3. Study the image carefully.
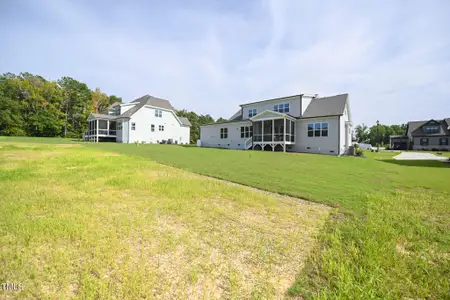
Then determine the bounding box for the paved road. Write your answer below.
[393,152,449,161]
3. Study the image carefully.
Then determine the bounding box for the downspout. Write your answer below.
[338,115,341,155]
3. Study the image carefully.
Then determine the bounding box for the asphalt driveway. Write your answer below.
[393,152,449,161]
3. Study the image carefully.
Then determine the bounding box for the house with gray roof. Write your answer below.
[84,94,191,144]
[390,118,450,150]
[199,93,352,155]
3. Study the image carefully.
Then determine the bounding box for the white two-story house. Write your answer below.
[84,95,191,144]
[199,93,352,155]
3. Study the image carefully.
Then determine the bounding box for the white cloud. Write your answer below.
[1,0,449,124]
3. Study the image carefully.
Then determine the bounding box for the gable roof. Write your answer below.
[250,110,296,121]
[88,113,117,120]
[301,94,349,118]
[445,118,450,129]
[119,94,175,118]
[178,117,191,126]
[239,94,305,107]
[408,119,450,136]
[229,109,243,121]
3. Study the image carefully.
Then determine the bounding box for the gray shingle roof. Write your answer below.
[229,109,243,121]
[408,119,450,136]
[445,118,450,129]
[119,94,175,118]
[90,113,117,120]
[301,94,349,118]
[201,119,250,127]
[178,117,191,126]
[131,94,175,110]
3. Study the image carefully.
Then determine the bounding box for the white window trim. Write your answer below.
[220,128,228,139]
[240,126,253,138]
[307,122,328,137]
[273,103,290,113]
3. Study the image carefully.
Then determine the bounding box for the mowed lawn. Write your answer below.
[1,137,450,299]
[0,141,330,299]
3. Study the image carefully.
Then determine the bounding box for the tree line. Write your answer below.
[0,72,223,143]
[354,123,407,146]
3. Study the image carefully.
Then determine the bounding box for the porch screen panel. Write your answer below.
[253,122,262,142]
[99,120,108,129]
[263,120,272,142]
[274,119,283,141]
[99,120,108,135]
[291,121,295,142]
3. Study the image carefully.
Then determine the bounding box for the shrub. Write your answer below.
[355,148,364,157]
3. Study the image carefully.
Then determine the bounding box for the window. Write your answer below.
[117,121,122,130]
[248,108,257,118]
[308,122,329,137]
[308,123,314,137]
[274,103,290,113]
[159,125,164,131]
[131,122,136,130]
[440,138,448,146]
[220,128,228,139]
[420,138,429,146]
[314,123,321,137]
[151,124,155,132]
[321,122,328,137]
[155,109,162,118]
[240,126,253,138]
[423,125,439,133]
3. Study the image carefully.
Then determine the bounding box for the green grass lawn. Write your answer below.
[1,138,449,299]
[0,141,329,299]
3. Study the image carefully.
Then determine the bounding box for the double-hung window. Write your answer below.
[131,122,136,130]
[440,138,448,146]
[274,103,289,113]
[220,128,228,139]
[151,124,155,132]
[240,126,253,138]
[248,109,257,118]
[423,126,439,133]
[420,138,429,146]
[155,110,162,118]
[159,125,164,131]
[307,122,328,137]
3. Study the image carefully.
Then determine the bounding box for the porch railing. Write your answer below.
[245,137,253,149]
[84,129,117,136]
[252,134,294,142]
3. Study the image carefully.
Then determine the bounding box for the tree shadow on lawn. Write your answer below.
[380,159,450,168]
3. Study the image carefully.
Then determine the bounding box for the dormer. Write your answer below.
[239,94,318,120]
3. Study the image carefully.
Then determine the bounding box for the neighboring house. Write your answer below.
[390,118,450,150]
[84,95,191,144]
[199,93,353,155]
[358,143,373,150]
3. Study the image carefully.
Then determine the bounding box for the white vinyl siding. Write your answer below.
[242,95,302,120]
[126,106,190,144]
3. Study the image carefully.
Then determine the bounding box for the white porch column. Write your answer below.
[96,119,99,143]
[261,120,264,143]
[107,120,110,136]
[283,118,286,152]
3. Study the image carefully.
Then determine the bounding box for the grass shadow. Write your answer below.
[380,159,450,168]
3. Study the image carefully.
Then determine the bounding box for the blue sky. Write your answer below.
[1,0,449,126]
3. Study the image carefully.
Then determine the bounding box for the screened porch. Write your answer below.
[252,118,295,143]
[84,118,117,142]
